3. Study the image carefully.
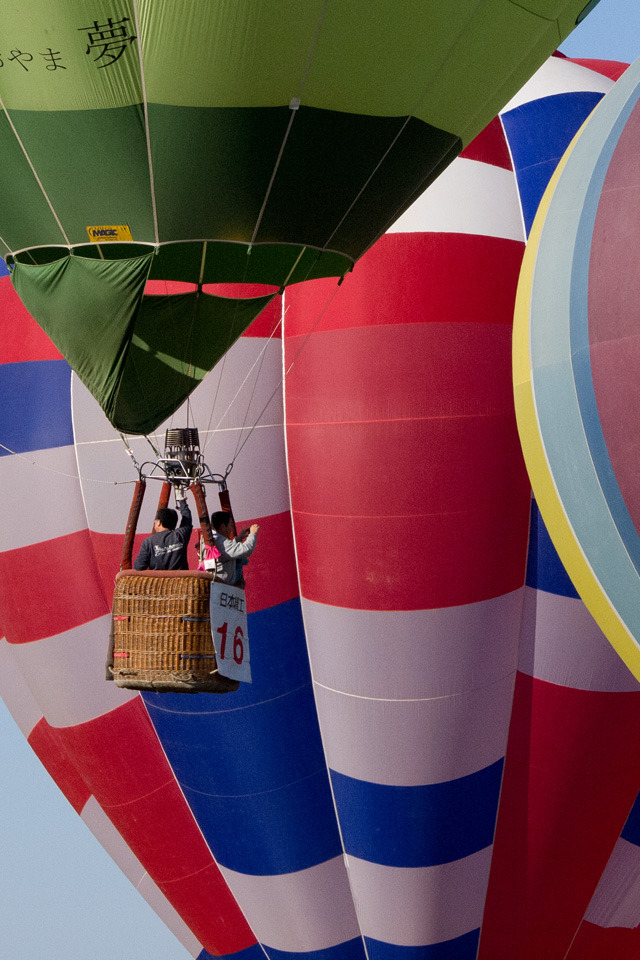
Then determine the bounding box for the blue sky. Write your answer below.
[559,0,639,60]
[1,2,639,958]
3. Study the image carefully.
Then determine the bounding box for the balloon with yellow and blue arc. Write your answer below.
[514,55,640,684]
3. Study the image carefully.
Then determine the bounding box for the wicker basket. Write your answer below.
[108,570,239,694]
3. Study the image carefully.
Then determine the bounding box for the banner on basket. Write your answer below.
[210,581,252,683]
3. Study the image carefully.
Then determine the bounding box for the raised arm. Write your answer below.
[219,525,259,560]
[175,494,193,541]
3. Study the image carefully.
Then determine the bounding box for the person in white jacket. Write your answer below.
[209,511,259,586]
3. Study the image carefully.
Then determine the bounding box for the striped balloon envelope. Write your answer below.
[1,50,639,960]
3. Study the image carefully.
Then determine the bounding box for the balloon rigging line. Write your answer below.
[0,232,13,260]
[562,924,582,960]
[214,231,343,465]
[0,94,70,249]
[207,308,284,445]
[198,242,208,286]
[280,246,308,288]
[231,314,278,463]
[201,240,258,455]
[217,239,345,470]
[248,0,328,249]
[164,275,187,440]
[321,0,485,258]
[132,0,160,246]
[231,277,343,468]
[365,137,460,256]
[144,434,161,458]
[249,109,298,250]
[0,440,136,483]
[164,276,204,422]
[321,113,414,254]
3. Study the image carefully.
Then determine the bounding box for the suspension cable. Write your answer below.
[0,440,138,484]
[229,275,344,469]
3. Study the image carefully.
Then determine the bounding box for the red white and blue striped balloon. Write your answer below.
[1,51,639,960]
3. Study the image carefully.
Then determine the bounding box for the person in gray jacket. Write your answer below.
[209,510,259,585]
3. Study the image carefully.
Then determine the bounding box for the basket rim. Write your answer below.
[116,569,213,581]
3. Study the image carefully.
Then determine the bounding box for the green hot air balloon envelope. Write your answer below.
[1,0,594,433]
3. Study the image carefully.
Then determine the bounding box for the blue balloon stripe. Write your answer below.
[525,499,579,598]
[330,761,503,868]
[0,360,73,456]
[144,599,343,876]
[200,946,266,960]
[502,91,604,235]
[365,930,480,960]
[183,765,341,875]
[621,791,640,847]
[264,937,367,960]
[147,682,328,797]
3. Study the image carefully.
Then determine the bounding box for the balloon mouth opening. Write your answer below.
[6,243,282,299]
[6,238,350,290]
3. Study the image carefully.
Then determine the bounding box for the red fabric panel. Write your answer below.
[203,282,279,299]
[90,530,147,600]
[287,413,527,517]
[28,717,91,814]
[52,698,255,954]
[0,530,109,644]
[53,698,180,807]
[0,276,62,363]
[479,673,640,960]
[240,293,283,338]
[284,323,520,484]
[145,279,278,299]
[90,510,298,614]
[145,280,197,295]
[233,510,299,613]
[588,97,640,538]
[460,115,512,170]
[293,499,529,610]
[284,234,524,337]
[567,921,640,960]
[567,58,629,81]
[589,339,640,536]
[589,96,640,346]
[285,322,529,609]
[156,861,254,955]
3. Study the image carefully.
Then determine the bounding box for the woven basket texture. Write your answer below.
[112,572,229,690]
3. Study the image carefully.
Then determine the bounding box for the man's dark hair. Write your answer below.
[210,510,231,531]
[156,508,178,530]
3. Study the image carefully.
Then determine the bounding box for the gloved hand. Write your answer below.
[174,480,189,500]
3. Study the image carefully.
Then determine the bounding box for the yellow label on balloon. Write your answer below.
[86,225,133,243]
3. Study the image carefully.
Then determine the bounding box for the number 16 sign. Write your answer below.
[210,581,252,683]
